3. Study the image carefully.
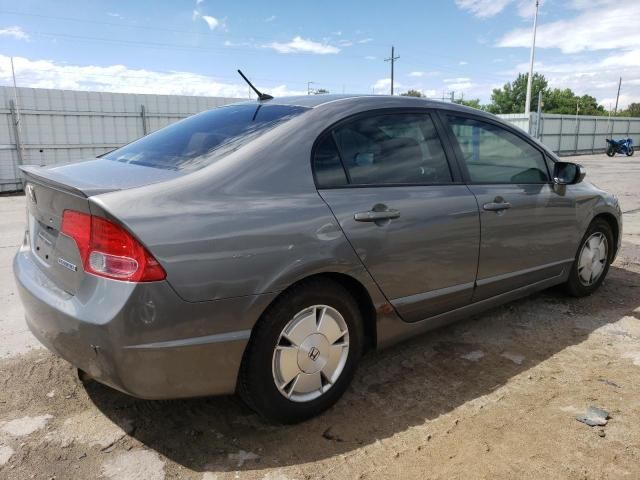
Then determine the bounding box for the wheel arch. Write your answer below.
[593,212,620,260]
[250,272,378,353]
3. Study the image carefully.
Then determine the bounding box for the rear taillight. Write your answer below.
[61,210,166,282]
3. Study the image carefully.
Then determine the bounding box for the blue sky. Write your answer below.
[0,0,638,108]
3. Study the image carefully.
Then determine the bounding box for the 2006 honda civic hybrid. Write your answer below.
[14,95,622,423]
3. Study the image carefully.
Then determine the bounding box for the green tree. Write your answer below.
[621,103,640,117]
[400,89,423,98]
[486,72,548,114]
[543,89,606,115]
[487,72,607,116]
[313,88,330,95]
[455,98,482,110]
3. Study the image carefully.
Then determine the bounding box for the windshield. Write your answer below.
[104,104,308,171]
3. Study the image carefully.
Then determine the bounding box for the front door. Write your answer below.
[312,111,480,322]
[444,114,579,301]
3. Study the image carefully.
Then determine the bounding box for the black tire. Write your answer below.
[606,146,615,157]
[626,146,634,157]
[238,278,363,424]
[565,218,614,297]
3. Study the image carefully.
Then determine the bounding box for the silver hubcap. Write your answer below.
[272,305,349,403]
[578,232,608,286]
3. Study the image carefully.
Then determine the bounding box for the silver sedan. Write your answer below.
[14,95,622,423]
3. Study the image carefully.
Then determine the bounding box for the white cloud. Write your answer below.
[264,15,276,22]
[443,77,471,83]
[357,38,373,44]
[444,77,474,91]
[454,0,512,18]
[456,0,543,18]
[493,0,640,108]
[0,26,29,41]
[408,71,440,79]
[223,40,253,47]
[372,78,404,94]
[107,12,122,18]
[364,55,376,60]
[201,15,220,30]
[459,61,468,65]
[265,36,340,54]
[497,0,640,53]
[0,55,307,98]
[196,0,205,4]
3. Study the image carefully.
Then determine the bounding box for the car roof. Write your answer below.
[257,94,497,119]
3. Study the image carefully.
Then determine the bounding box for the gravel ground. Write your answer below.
[1,153,639,480]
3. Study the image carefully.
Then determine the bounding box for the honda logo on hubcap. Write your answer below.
[308,346,320,361]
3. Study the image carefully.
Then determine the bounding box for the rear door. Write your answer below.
[314,110,480,322]
[442,113,579,301]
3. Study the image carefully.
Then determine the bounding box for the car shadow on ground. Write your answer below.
[86,264,640,473]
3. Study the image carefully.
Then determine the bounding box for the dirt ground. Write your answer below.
[1,153,640,480]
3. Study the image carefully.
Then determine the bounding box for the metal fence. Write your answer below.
[498,113,640,156]
[0,86,241,192]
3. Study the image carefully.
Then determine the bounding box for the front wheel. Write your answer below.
[238,279,363,424]
[565,219,613,297]
[606,146,615,157]
[626,146,634,156]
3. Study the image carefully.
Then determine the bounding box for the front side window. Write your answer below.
[314,113,451,186]
[105,104,308,171]
[447,116,549,184]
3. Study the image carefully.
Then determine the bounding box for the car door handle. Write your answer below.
[483,201,511,211]
[354,209,401,222]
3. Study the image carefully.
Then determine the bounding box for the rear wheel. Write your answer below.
[606,146,616,157]
[565,219,613,297]
[238,279,363,424]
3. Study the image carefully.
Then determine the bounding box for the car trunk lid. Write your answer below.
[20,161,181,295]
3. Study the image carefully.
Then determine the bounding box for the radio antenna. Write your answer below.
[237,70,273,101]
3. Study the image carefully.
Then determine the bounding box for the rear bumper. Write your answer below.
[14,247,276,399]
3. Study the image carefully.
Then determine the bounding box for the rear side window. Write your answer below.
[104,104,308,171]
[447,116,549,184]
[329,113,451,186]
[313,135,348,187]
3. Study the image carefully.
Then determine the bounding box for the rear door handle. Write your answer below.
[483,201,511,211]
[354,209,401,222]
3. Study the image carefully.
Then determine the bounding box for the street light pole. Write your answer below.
[524,0,539,116]
[307,81,315,95]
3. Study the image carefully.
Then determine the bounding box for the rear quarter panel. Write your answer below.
[90,108,376,302]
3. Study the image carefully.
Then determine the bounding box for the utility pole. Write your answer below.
[610,77,622,139]
[384,46,400,95]
[613,76,622,116]
[307,81,315,95]
[10,56,25,169]
[450,91,455,103]
[535,90,543,138]
[524,0,540,116]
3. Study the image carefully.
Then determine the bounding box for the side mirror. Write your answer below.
[553,162,585,185]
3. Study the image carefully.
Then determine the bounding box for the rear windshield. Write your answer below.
[104,104,308,171]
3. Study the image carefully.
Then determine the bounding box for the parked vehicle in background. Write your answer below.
[606,137,634,157]
[14,95,622,423]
